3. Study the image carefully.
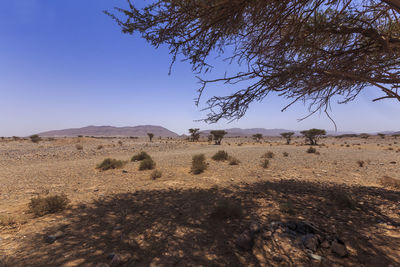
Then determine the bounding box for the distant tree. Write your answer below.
[378,133,386,139]
[210,130,227,145]
[252,134,263,143]
[30,134,41,143]
[188,128,200,142]
[207,135,213,142]
[280,132,295,145]
[108,1,400,124]
[359,133,370,139]
[300,129,326,145]
[147,133,154,142]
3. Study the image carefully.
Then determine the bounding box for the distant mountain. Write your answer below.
[37,125,179,137]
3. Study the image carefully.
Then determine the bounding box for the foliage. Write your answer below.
[301,128,326,145]
[107,1,400,123]
[189,128,200,142]
[228,156,240,165]
[97,158,126,171]
[191,154,207,174]
[280,132,295,144]
[150,169,162,179]
[252,133,263,142]
[212,150,229,161]
[210,130,227,145]
[139,158,156,170]
[261,159,270,168]
[30,134,41,143]
[261,151,274,159]
[306,147,317,153]
[131,151,151,161]
[147,133,154,142]
[29,194,69,217]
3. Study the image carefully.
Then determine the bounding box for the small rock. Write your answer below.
[321,240,330,248]
[249,221,262,234]
[390,161,396,164]
[309,253,322,261]
[122,170,128,173]
[331,240,348,257]
[109,253,121,267]
[303,234,319,252]
[44,231,64,244]
[236,230,254,251]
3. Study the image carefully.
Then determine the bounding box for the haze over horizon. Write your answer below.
[1,0,400,137]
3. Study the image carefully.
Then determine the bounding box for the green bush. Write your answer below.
[97,158,126,171]
[29,194,69,217]
[139,158,156,170]
[212,150,229,161]
[131,151,151,161]
[191,154,207,174]
[151,169,162,179]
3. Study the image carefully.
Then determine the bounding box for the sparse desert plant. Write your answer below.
[29,194,69,217]
[210,130,227,145]
[280,132,295,144]
[306,147,317,153]
[97,145,104,150]
[228,156,240,165]
[212,150,229,161]
[378,133,385,139]
[147,133,154,142]
[139,158,156,170]
[131,151,151,161]
[279,199,295,214]
[357,160,365,167]
[262,151,274,159]
[118,140,123,145]
[29,134,41,143]
[0,215,17,227]
[188,128,200,142]
[207,135,213,142]
[150,169,162,179]
[75,144,83,150]
[283,152,289,157]
[261,159,269,168]
[331,190,356,210]
[210,199,243,220]
[252,133,263,142]
[379,176,400,189]
[191,154,207,174]
[300,128,326,145]
[97,158,126,171]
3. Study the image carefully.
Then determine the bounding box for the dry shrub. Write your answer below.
[357,160,365,167]
[29,194,69,217]
[97,158,126,171]
[210,199,243,220]
[306,147,317,153]
[261,159,269,168]
[191,154,207,174]
[331,190,356,210]
[212,150,229,161]
[139,158,156,170]
[283,152,289,157]
[262,151,274,159]
[97,145,104,150]
[150,169,162,179]
[0,215,16,227]
[379,176,400,189]
[75,144,83,150]
[228,156,240,165]
[131,151,151,161]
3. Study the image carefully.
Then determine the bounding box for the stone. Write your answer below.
[44,231,64,244]
[302,234,319,252]
[321,240,331,248]
[249,221,262,234]
[109,253,121,267]
[331,240,348,257]
[236,230,254,251]
[309,253,323,261]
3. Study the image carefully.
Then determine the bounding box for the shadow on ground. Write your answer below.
[2,180,400,266]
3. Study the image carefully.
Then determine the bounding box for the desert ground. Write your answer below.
[0,136,399,266]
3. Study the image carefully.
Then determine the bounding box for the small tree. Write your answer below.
[30,134,41,143]
[147,133,154,142]
[280,132,295,145]
[378,133,385,139]
[252,133,263,143]
[210,130,227,145]
[207,135,213,143]
[188,128,200,142]
[300,129,326,145]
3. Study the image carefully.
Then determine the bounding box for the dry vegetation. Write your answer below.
[0,135,399,266]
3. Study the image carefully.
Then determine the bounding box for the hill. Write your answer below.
[37,125,179,137]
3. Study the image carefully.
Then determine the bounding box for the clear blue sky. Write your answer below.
[1,0,399,136]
